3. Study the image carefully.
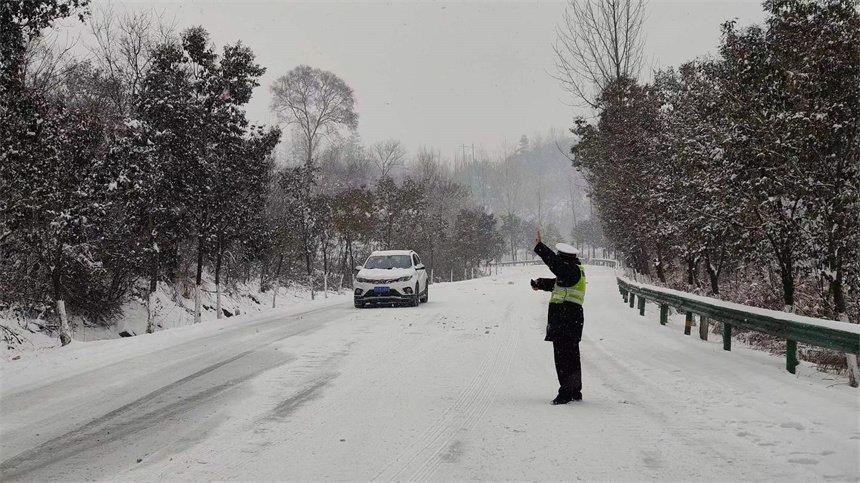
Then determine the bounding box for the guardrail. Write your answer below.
[617,276,860,375]
[584,258,617,268]
[489,258,618,269]
[489,259,544,267]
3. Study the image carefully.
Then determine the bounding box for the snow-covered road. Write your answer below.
[1,266,858,482]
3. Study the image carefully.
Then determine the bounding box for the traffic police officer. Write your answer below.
[530,230,586,404]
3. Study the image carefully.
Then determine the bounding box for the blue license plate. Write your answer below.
[374,287,390,293]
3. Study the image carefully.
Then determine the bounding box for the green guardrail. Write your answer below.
[490,258,617,269]
[584,258,617,268]
[490,260,543,267]
[617,276,860,375]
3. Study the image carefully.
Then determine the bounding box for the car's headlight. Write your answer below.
[356,277,372,283]
[395,275,412,282]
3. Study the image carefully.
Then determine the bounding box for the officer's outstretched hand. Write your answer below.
[535,230,541,246]
[530,279,538,291]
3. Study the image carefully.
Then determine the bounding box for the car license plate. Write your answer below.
[374,287,390,293]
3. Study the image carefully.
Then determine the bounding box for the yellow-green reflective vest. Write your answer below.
[550,265,586,305]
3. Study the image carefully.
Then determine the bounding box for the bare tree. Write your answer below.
[270,65,358,167]
[414,146,442,185]
[370,139,406,179]
[87,3,174,116]
[553,0,648,108]
[342,138,374,189]
[21,33,78,97]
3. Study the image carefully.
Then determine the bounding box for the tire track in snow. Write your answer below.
[0,344,293,481]
[580,330,789,481]
[372,303,519,482]
[0,304,351,482]
[185,311,452,482]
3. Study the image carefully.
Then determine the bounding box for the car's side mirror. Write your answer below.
[415,264,425,270]
[355,265,363,271]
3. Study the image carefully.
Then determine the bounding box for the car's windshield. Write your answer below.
[364,255,412,269]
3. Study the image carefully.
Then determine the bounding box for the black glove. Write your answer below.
[530,279,537,288]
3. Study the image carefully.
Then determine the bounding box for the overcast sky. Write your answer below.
[86,0,766,161]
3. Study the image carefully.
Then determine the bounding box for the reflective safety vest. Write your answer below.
[550,265,586,305]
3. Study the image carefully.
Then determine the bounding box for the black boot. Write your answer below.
[551,395,572,405]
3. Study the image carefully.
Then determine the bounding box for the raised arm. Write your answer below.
[534,241,568,278]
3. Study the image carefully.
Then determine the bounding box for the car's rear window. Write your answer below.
[364,255,412,269]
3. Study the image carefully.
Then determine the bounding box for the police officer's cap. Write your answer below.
[555,243,579,257]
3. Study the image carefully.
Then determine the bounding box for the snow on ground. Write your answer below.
[1,265,857,482]
[1,272,347,358]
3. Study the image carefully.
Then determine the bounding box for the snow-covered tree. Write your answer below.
[1,0,93,345]
[136,27,270,323]
[270,65,358,167]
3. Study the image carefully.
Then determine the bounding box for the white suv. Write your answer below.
[354,250,429,308]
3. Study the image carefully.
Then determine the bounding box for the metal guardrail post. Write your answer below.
[699,316,709,341]
[617,276,860,377]
[787,340,798,374]
[639,296,646,316]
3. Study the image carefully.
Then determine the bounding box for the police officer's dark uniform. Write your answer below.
[531,238,586,405]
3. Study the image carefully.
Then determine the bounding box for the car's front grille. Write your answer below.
[362,278,400,284]
[363,289,403,298]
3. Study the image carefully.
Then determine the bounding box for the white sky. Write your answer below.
[86,0,766,160]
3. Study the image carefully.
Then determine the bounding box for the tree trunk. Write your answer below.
[685,257,697,288]
[430,243,435,280]
[832,268,846,324]
[347,234,356,288]
[260,258,267,292]
[146,290,157,334]
[51,249,72,345]
[56,299,71,346]
[653,245,666,283]
[323,248,329,298]
[306,249,314,300]
[779,257,795,313]
[386,219,393,250]
[704,252,721,296]
[633,247,650,276]
[272,253,283,308]
[147,246,158,334]
[215,242,223,319]
[195,234,205,324]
